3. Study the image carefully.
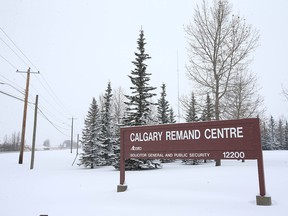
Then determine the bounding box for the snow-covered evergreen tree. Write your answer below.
[157,83,170,124]
[121,28,160,170]
[261,121,271,150]
[201,93,214,121]
[101,81,113,138]
[124,28,157,126]
[78,98,101,168]
[276,119,285,150]
[157,84,174,163]
[268,116,277,150]
[168,107,176,123]
[284,121,288,150]
[97,81,117,166]
[184,92,200,165]
[185,92,199,122]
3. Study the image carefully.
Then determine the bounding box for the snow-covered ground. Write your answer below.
[0,150,287,216]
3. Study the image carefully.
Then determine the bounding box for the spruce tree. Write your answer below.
[101,81,113,138]
[184,92,200,165]
[168,107,176,123]
[124,28,157,126]
[185,92,199,122]
[261,121,271,150]
[276,119,284,150]
[97,81,117,166]
[78,98,101,168]
[157,83,170,124]
[201,93,214,121]
[284,121,288,150]
[122,28,160,170]
[157,84,174,163]
[268,116,277,150]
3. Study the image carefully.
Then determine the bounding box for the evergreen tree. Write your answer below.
[101,81,113,138]
[124,28,157,126]
[157,83,170,124]
[201,93,214,121]
[184,92,200,165]
[168,107,176,123]
[268,116,277,150]
[284,121,288,150]
[157,84,174,163]
[185,92,199,122]
[121,28,160,170]
[276,119,285,150]
[97,81,117,166]
[261,121,271,150]
[78,98,101,168]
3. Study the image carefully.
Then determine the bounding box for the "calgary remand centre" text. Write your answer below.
[129,127,244,142]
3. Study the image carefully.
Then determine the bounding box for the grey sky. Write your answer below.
[0,0,287,148]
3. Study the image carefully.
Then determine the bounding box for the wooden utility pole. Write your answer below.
[30,95,39,170]
[17,68,39,164]
[69,117,78,153]
[69,117,77,153]
[72,134,79,166]
[70,117,74,153]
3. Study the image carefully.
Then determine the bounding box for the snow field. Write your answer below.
[0,150,287,216]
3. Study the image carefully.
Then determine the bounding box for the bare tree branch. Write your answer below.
[282,85,288,102]
[185,0,260,120]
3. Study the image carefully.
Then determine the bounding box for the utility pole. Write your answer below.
[17,67,39,164]
[69,117,77,153]
[71,117,74,153]
[72,134,79,166]
[30,95,39,170]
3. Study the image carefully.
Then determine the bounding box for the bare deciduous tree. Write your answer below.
[185,0,260,120]
[112,86,126,125]
[185,0,259,166]
[282,85,288,102]
[222,70,264,119]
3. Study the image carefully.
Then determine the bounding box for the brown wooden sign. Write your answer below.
[118,118,269,204]
[122,118,262,160]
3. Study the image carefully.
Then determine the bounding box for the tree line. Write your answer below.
[78,0,287,169]
[78,23,286,171]
[0,132,21,152]
[261,116,288,150]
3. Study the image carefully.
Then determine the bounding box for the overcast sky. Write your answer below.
[1,0,288,149]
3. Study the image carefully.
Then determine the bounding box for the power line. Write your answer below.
[26,76,72,127]
[0,53,18,70]
[0,28,72,117]
[0,27,73,136]
[0,79,72,151]
[27,102,70,132]
[0,27,38,71]
[37,103,70,129]
[0,90,33,104]
[38,107,70,137]
[0,35,30,68]
[39,73,73,117]
[0,81,25,95]
[0,90,23,102]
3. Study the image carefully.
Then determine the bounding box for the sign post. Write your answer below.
[117,118,271,205]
